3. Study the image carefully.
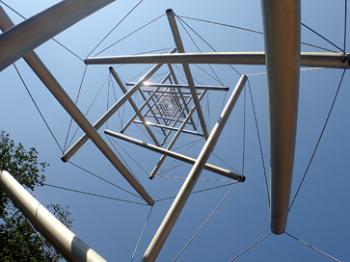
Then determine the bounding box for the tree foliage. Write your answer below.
[0,131,72,261]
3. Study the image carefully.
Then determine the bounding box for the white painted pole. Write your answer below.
[0,0,116,71]
[0,170,107,262]
[143,75,247,261]
[262,0,300,234]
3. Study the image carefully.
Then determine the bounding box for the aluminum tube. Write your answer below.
[133,120,204,137]
[0,5,154,206]
[143,75,247,261]
[166,9,209,138]
[85,51,350,68]
[104,130,245,181]
[109,67,160,146]
[61,63,164,162]
[126,82,229,91]
[0,0,115,71]
[0,171,107,262]
[148,92,206,179]
[262,0,300,234]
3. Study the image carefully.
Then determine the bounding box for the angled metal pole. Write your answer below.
[61,62,165,162]
[0,5,154,206]
[166,9,209,138]
[0,170,107,262]
[109,67,161,146]
[143,75,247,261]
[104,130,245,181]
[0,0,115,71]
[133,120,204,137]
[85,51,350,68]
[262,0,300,234]
[149,92,206,179]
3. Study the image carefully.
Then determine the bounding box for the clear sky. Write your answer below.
[0,0,349,261]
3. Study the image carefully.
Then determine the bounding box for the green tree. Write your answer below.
[0,131,72,261]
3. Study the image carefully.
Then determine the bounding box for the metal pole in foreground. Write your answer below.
[166,9,209,138]
[143,75,247,262]
[0,170,107,262]
[104,130,245,181]
[109,67,161,146]
[0,0,115,71]
[0,7,154,206]
[262,0,300,234]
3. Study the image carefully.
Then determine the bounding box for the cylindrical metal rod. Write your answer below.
[126,82,229,91]
[166,9,209,138]
[61,62,165,162]
[0,170,107,262]
[262,0,300,234]
[143,75,247,261]
[104,130,245,181]
[109,67,161,146]
[0,0,115,71]
[0,5,154,206]
[149,92,206,179]
[85,51,350,68]
[133,120,204,137]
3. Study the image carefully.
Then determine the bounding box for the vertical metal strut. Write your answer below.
[261,0,301,234]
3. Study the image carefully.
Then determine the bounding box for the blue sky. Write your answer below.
[0,0,349,261]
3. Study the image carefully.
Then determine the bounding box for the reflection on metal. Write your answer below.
[0,171,107,262]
